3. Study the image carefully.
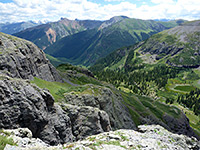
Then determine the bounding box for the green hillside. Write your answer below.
[44,18,182,66]
[139,20,200,67]
[90,20,200,135]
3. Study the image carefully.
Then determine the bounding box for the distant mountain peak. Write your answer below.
[0,21,42,34]
[98,16,128,30]
[60,17,71,21]
[110,15,129,20]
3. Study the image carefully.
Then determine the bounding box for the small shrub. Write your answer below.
[0,134,16,150]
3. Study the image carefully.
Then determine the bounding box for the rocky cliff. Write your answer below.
[0,32,62,82]
[61,86,136,141]
[0,33,134,146]
[0,75,73,145]
[63,87,136,131]
[0,33,73,145]
[62,104,112,141]
[62,86,197,140]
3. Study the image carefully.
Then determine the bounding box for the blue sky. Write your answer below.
[0,0,199,23]
[88,0,154,7]
[0,0,13,3]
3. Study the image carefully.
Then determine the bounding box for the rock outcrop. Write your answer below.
[0,33,122,146]
[0,75,73,145]
[163,113,196,138]
[64,86,136,130]
[63,85,199,140]
[4,125,200,150]
[0,32,62,82]
[62,104,112,140]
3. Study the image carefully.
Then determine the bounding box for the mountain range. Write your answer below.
[45,18,185,66]
[14,17,103,50]
[13,16,185,66]
[91,20,200,70]
[0,21,42,34]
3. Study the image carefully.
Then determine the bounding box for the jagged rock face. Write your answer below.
[0,32,62,82]
[163,113,196,138]
[62,104,112,140]
[0,75,73,145]
[140,110,198,140]
[64,87,136,131]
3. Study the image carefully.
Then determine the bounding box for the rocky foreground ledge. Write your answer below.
[4,125,200,150]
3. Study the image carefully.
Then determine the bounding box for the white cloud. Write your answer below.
[104,0,123,2]
[151,0,175,4]
[0,0,199,23]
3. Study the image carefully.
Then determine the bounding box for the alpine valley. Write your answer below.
[90,20,200,138]
[0,16,199,150]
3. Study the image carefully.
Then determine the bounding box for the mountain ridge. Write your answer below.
[91,20,200,70]
[44,18,184,66]
[13,17,104,50]
[0,21,41,34]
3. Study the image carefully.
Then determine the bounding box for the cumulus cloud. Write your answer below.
[0,0,199,23]
[104,0,123,2]
[148,0,200,20]
[151,0,175,4]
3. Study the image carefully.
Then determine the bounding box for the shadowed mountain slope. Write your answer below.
[45,18,183,66]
